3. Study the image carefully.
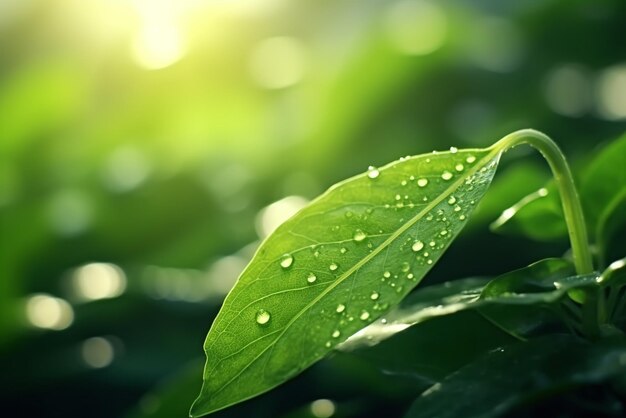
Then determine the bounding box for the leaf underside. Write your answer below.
[190,147,502,416]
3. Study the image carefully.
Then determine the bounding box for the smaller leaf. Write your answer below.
[340,259,594,350]
[404,335,626,418]
[490,183,567,241]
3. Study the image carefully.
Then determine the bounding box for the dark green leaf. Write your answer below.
[404,335,626,418]
[339,259,590,350]
[191,147,504,416]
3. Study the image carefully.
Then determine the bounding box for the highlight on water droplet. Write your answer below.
[383,271,391,278]
[360,311,371,321]
[307,273,317,284]
[345,211,353,218]
[367,166,380,179]
[448,196,456,205]
[332,330,341,338]
[417,178,429,187]
[412,240,424,252]
[440,230,448,236]
[256,309,271,325]
[370,291,380,300]
[336,303,346,313]
[455,163,464,172]
[353,229,367,242]
[329,263,338,271]
[449,146,458,153]
[340,247,347,254]
[459,214,466,220]
[466,155,476,163]
[401,262,410,272]
[280,254,294,269]
[441,171,453,180]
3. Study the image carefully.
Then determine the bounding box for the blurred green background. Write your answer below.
[1,0,626,417]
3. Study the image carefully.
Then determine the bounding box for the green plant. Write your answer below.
[190,129,626,418]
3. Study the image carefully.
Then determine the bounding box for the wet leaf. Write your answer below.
[339,259,592,350]
[404,335,626,418]
[191,146,504,416]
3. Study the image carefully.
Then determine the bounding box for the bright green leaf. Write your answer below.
[190,146,504,416]
[404,335,626,418]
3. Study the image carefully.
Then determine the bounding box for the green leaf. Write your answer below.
[489,183,567,241]
[191,146,504,416]
[338,259,590,351]
[340,310,519,384]
[581,133,626,236]
[404,335,626,418]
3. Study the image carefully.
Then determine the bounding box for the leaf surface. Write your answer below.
[339,259,594,350]
[404,335,626,418]
[190,146,503,416]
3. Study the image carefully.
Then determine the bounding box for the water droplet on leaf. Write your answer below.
[367,166,380,179]
[280,254,294,269]
[256,309,271,325]
[412,240,424,252]
[353,229,367,242]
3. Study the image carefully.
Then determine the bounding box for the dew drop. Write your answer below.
[466,155,476,164]
[360,311,371,321]
[427,259,433,265]
[336,304,346,313]
[256,309,271,325]
[401,262,410,272]
[367,166,380,179]
[450,146,458,153]
[307,273,317,284]
[407,273,414,279]
[395,194,401,201]
[401,180,407,186]
[383,271,391,278]
[332,330,341,338]
[441,171,453,181]
[280,254,294,269]
[459,214,466,220]
[412,240,424,252]
[329,263,338,271]
[454,205,462,212]
[370,291,380,300]
[340,247,347,254]
[448,196,456,205]
[345,211,353,218]
[440,230,448,236]
[381,318,388,324]
[325,341,331,348]
[353,229,367,242]
[429,241,436,247]
[455,163,464,172]
[417,178,428,187]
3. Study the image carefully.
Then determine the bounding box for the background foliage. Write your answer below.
[1,0,625,417]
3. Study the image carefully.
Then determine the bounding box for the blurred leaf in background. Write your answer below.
[1,0,626,417]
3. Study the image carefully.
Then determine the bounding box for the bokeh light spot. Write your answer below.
[81,336,115,368]
[544,64,592,117]
[596,64,626,120]
[250,37,307,89]
[310,399,336,418]
[25,294,74,330]
[256,196,309,238]
[385,0,447,56]
[73,262,127,301]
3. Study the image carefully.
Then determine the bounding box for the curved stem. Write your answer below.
[492,129,594,275]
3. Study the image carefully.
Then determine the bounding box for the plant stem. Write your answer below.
[492,129,594,275]
[492,129,599,338]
